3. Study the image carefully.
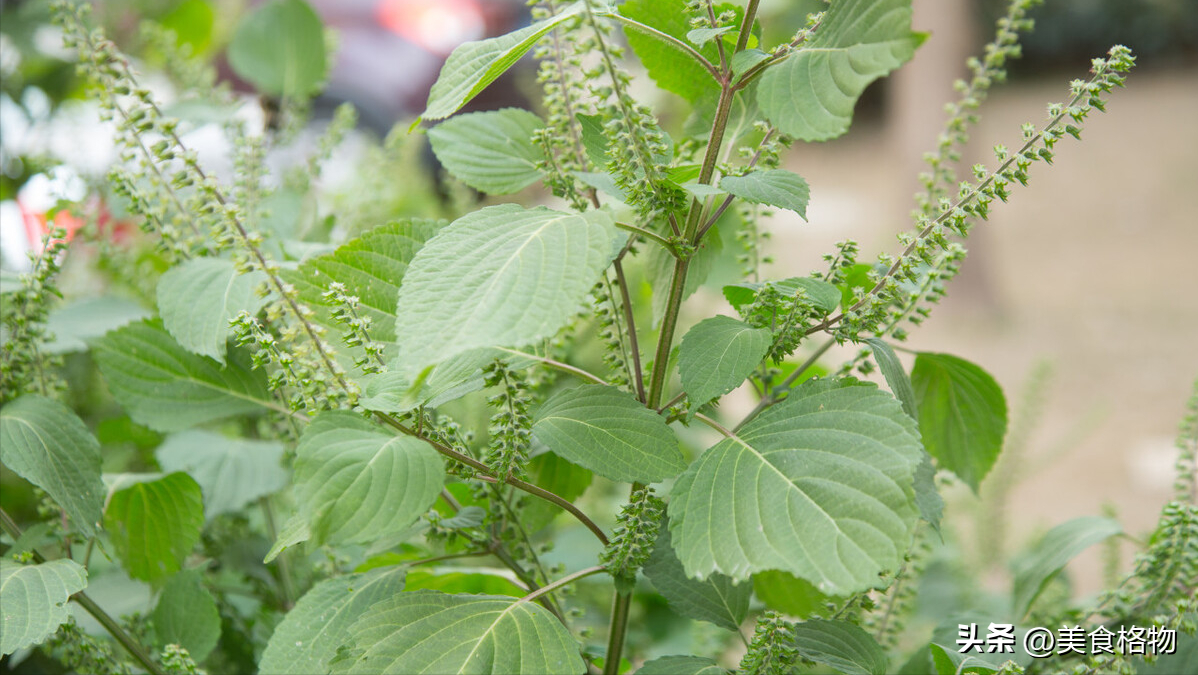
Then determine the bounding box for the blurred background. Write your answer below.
[1,0,1195,659]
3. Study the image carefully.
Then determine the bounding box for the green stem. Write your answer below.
[603,588,634,675]
[520,565,605,606]
[0,509,166,675]
[614,221,676,254]
[600,13,721,82]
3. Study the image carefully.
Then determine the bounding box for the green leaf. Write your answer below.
[719,169,811,219]
[911,352,1008,492]
[0,559,87,657]
[394,205,618,374]
[152,570,220,661]
[0,395,104,537]
[928,643,1004,675]
[532,384,685,484]
[687,27,734,46]
[334,590,585,675]
[618,0,721,102]
[912,452,943,534]
[752,569,838,618]
[91,320,278,432]
[155,430,288,520]
[419,6,583,123]
[428,109,547,194]
[228,0,327,98]
[644,527,749,631]
[730,49,769,77]
[357,347,533,415]
[294,411,443,546]
[43,296,149,354]
[724,277,841,315]
[1011,516,1122,619]
[157,258,266,365]
[757,0,922,141]
[259,567,406,675]
[104,472,205,582]
[575,113,609,169]
[282,219,443,348]
[264,512,309,564]
[403,570,525,598]
[521,452,593,532]
[637,656,726,675]
[668,378,923,592]
[864,338,917,419]
[792,619,889,675]
[649,223,723,326]
[678,316,771,409]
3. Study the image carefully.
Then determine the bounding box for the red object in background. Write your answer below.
[375,0,486,55]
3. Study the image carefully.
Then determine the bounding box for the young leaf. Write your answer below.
[531,384,685,484]
[157,258,266,364]
[263,512,309,564]
[643,527,749,631]
[636,656,726,675]
[1011,516,1122,619]
[792,619,889,675]
[104,472,205,582]
[0,559,87,657]
[718,169,811,220]
[618,0,721,102]
[394,205,618,374]
[294,411,443,546]
[227,0,327,98]
[0,395,104,537]
[91,320,278,432]
[419,6,583,123]
[282,218,443,346]
[155,430,288,520]
[724,277,841,315]
[258,567,406,675]
[678,315,772,409]
[334,590,586,675]
[757,0,923,141]
[911,352,1008,492]
[668,378,923,593]
[428,108,547,194]
[152,570,220,661]
[864,338,917,419]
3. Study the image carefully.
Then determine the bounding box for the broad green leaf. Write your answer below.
[428,109,546,194]
[43,296,149,354]
[264,512,309,564]
[335,590,585,675]
[678,315,772,409]
[0,395,104,537]
[156,430,288,520]
[752,569,838,618]
[1138,632,1198,675]
[669,378,923,592]
[643,527,748,631]
[228,0,327,98]
[724,277,841,315]
[258,567,406,675]
[283,219,443,346]
[91,320,278,432]
[911,352,1008,492]
[152,570,220,661]
[730,49,769,77]
[928,643,1003,675]
[864,338,917,419]
[1011,516,1122,619]
[420,6,583,122]
[404,570,525,597]
[719,169,810,219]
[757,0,922,141]
[793,619,889,675]
[0,559,87,657]
[618,0,721,102]
[522,451,593,532]
[637,656,726,675]
[104,472,204,582]
[394,205,618,373]
[294,411,443,546]
[575,113,609,169]
[157,258,266,364]
[532,384,684,483]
